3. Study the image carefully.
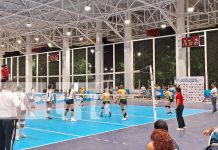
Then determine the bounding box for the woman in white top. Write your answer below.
[15,86,28,140]
[46,84,53,119]
[63,84,77,122]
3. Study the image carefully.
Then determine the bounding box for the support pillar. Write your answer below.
[95,21,103,92]
[0,49,3,87]
[124,13,134,91]
[25,35,32,92]
[176,0,187,77]
[62,28,71,91]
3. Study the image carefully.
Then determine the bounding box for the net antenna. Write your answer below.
[142,65,157,121]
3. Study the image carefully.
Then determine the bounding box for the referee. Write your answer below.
[0,82,21,150]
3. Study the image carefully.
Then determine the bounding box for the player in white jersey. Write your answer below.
[63,84,77,122]
[46,84,53,120]
[14,86,28,140]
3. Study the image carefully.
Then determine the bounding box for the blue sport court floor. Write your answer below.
[14,102,208,150]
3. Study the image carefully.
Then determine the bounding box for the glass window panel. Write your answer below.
[32,55,37,76]
[38,77,47,92]
[38,54,47,76]
[115,74,124,87]
[74,76,86,89]
[74,49,86,74]
[18,78,25,91]
[49,77,59,91]
[115,43,124,72]
[207,30,218,83]
[12,57,17,77]
[88,47,95,74]
[104,45,113,73]
[155,36,176,86]
[88,75,95,91]
[133,40,153,87]
[19,56,25,76]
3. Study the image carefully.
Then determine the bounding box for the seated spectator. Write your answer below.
[154,120,179,150]
[204,127,218,150]
[147,129,174,150]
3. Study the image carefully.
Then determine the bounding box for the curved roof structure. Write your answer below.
[0,0,217,52]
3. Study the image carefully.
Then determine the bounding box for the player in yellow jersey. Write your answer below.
[79,87,85,108]
[165,87,173,114]
[116,85,128,121]
[100,88,112,117]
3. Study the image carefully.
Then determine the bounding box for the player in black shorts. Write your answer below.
[63,84,77,122]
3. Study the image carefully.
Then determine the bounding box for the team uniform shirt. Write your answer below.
[176,92,184,106]
[0,90,20,118]
[79,88,85,94]
[102,92,110,102]
[15,92,26,111]
[165,90,172,100]
[211,87,217,98]
[118,89,127,99]
[46,90,53,102]
[68,88,76,99]
[1,67,9,78]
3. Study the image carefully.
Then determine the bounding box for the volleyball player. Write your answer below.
[100,88,112,117]
[115,85,128,121]
[46,84,53,120]
[63,84,77,122]
[15,86,28,140]
[165,87,173,114]
[79,87,85,108]
[28,87,36,117]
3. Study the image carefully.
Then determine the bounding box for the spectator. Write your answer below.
[154,120,179,150]
[0,81,21,150]
[1,64,10,82]
[210,83,217,112]
[175,87,186,131]
[147,129,174,150]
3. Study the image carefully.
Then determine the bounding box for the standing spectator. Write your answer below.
[141,85,146,97]
[1,64,10,82]
[211,83,217,112]
[175,87,186,131]
[0,82,20,150]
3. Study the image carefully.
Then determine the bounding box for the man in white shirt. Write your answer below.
[211,83,217,112]
[0,82,21,150]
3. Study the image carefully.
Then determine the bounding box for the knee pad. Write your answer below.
[47,108,51,111]
[66,109,69,112]
[122,109,125,111]
[101,107,104,109]
[71,109,74,112]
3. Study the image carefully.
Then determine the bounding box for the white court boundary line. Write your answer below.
[22,109,210,150]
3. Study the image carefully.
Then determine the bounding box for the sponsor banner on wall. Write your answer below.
[174,76,204,101]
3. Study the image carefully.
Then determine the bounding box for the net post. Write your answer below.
[149,65,157,121]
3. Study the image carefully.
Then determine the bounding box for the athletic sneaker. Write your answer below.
[109,112,112,117]
[30,113,35,117]
[47,117,52,120]
[15,136,19,141]
[62,116,67,121]
[71,118,77,122]
[122,117,127,121]
[20,134,27,138]
[176,128,184,131]
[100,113,103,117]
[183,126,187,129]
